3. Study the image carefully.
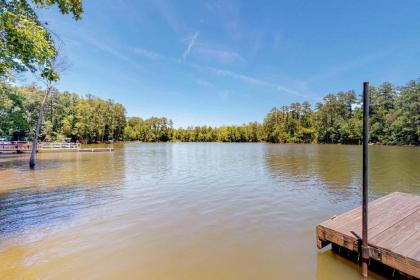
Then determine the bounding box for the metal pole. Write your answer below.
[362,81,369,278]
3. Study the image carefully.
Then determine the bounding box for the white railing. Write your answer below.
[39,142,81,150]
[0,142,32,152]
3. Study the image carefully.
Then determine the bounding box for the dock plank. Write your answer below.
[371,209,420,250]
[320,192,400,230]
[316,192,420,279]
[394,228,420,259]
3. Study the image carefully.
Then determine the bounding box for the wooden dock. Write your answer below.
[316,192,420,278]
[0,141,32,153]
[0,142,114,154]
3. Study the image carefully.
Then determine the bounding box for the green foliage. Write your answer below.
[0,82,28,139]
[0,79,418,145]
[0,0,83,79]
[32,0,83,19]
[263,102,316,143]
[124,117,173,142]
[386,80,420,145]
[315,91,356,143]
[0,82,125,142]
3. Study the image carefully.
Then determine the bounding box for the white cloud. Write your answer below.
[124,43,312,100]
[80,32,143,70]
[195,46,245,64]
[196,79,231,100]
[133,47,162,60]
[183,31,199,61]
[308,49,395,82]
[154,0,184,33]
[196,79,216,88]
[218,89,230,100]
[198,65,313,99]
[210,68,263,85]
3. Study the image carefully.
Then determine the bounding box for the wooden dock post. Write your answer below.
[362,81,370,278]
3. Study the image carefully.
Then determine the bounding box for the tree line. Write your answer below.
[1,79,418,145]
[0,83,125,143]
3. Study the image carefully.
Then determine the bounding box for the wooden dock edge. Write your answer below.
[316,224,358,251]
[316,223,420,279]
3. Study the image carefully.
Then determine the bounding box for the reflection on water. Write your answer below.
[0,143,418,279]
[0,185,118,236]
[0,147,125,191]
[265,144,420,202]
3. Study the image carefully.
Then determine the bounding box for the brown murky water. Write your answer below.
[0,143,419,279]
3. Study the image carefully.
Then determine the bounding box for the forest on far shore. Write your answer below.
[0,79,419,146]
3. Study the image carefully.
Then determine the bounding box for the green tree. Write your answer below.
[387,80,419,145]
[0,0,83,79]
[0,82,29,139]
[316,91,356,144]
[369,83,397,144]
[0,0,84,168]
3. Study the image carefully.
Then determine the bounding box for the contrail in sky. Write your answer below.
[183,31,199,61]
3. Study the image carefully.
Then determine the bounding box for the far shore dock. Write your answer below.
[316,192,420,279]
[0,142,113,154]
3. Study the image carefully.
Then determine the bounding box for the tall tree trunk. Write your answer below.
[29,85,51,169]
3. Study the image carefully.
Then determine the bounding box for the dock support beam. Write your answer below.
[362,81,370,278]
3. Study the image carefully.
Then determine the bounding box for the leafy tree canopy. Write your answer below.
[0,0,83,80]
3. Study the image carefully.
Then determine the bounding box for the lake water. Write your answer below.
[0,143,419,279]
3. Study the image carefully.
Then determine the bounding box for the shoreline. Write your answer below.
[0,141,418,156]
[120,141,419,147]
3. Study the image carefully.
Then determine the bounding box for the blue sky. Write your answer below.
[35,0,420,127]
